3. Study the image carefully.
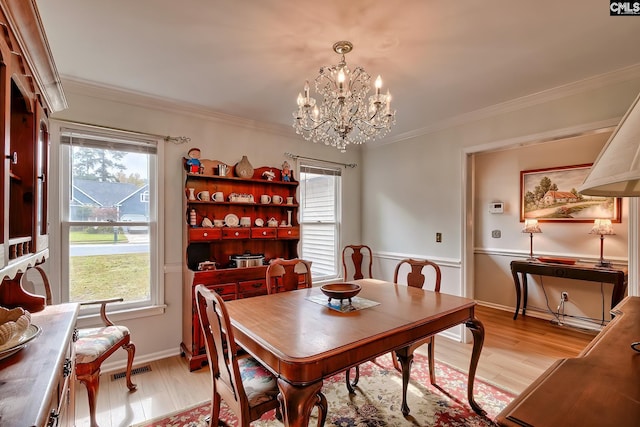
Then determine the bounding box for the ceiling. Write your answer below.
[36,0,640,143]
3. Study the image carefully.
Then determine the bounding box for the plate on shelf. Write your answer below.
[537,257,576,265]
[255,218,264,227]
[0,324,41,356]
[224,213,239,227]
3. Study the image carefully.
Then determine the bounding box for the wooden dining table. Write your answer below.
[224,278,486,427]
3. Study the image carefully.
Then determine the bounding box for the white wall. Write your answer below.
[47,80,363,368]
[362,69,640,329]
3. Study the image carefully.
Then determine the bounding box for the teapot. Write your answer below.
[267,217,278,227]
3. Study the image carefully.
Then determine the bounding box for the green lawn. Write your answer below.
[70,229,128,244]
[70,253,149,302]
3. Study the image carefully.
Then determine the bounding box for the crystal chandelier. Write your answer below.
[292,41,396,153]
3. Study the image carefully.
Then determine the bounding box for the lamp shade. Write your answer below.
[522,219,542,233]
[590,219,615,235]
[579,91,640,196]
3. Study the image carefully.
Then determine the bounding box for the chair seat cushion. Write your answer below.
[238,356,278,406]
[75,325,130,364]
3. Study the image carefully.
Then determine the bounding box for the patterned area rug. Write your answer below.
[138,354,514,426]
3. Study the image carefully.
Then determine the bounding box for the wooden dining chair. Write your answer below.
[341,244,372,393]
[265,258,313,294]
[392,258,442,384]
[195,284,288,426]
[19,266,137,427]
[342,244,373,280]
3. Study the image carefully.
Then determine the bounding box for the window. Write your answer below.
[57,124,162,311]
[299,163,341,281]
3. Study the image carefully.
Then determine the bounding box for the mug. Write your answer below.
[217,164,228,176]
[197,191,210,201]
[286,196,294,205]
[213,219,224,227]
[213,191,224,202]
[260,194,271,204]
[240,216,251,227]
[272,195,283,204]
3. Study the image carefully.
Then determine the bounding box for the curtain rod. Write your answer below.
[285,152,357,168]
[52,118,191,144]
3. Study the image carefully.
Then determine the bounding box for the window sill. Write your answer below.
[76,304,167,328]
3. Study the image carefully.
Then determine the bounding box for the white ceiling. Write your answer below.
[36,0,640,142]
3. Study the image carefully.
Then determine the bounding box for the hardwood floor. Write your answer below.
[73,305,596,426]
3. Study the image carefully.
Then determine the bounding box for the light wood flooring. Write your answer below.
[74,305,596,427]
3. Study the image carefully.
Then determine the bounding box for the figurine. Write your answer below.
[186,147,202,174]
[282,161,291,182]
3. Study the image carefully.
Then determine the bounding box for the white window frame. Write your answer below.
[49,121,165,318]
[298,161,342,282]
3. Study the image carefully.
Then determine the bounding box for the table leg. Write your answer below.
[522,273,528,316]
[511,268,522,319]
[394,346,414,416]
[465,318,486,415]
[277,378,327,427]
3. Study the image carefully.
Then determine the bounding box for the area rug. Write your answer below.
[138,354,514,427]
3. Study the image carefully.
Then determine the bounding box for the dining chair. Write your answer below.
[20,266,137,427]
[195,284,328,426]
[342,244,373,280]
[265,258,312,294]
[341,244,372,393]
[195,284,283,426]
[392,258,442,384]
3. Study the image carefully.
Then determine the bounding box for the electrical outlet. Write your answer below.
[491,230,501,238]
[436,232,442,243]
[561,291,569,302]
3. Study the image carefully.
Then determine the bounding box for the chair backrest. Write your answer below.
[342,245,373,280]
[195,284,248,409]
[265,258,312,294]
[393,258,441,292]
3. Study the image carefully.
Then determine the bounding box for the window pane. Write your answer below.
[68,225,150,302]
[301,223,337,278]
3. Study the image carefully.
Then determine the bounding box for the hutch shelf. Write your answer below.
[181,158,300,370]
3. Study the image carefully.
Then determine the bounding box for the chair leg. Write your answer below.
[427,339,436,385]
[345,365,360,394]
[122,341,138,391]
[77,370,101,427]
[392,350,401,371]
[315,391,328,427]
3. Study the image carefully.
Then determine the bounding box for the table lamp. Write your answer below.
[590,219,615,268]
[522,219,542,260]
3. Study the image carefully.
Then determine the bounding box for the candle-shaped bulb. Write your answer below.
[304,81,310,99]
[313,105,319,119]
[297,92,304,107]
[338,68,345,90]
[385,90,391,113]
[375,75,382,95]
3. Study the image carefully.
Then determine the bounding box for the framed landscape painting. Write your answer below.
[520,163,621,223]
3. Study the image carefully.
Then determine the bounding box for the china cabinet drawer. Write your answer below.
[251,228,277,239]
[206,283,236,299]
[222,227,251,239]
[189,228,222,241]
[277,227,299,239]
[238,279,267,297]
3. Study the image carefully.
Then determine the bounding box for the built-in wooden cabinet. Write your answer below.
[181,158,300,370]
[0,0,65,303]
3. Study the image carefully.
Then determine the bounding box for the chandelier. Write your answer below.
[292,41,396,153]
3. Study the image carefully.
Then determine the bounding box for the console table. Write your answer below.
[497,296,640,426]
[510,260,627,320]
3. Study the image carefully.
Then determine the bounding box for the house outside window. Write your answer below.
[56,123,163,311]
[299,162,341,281]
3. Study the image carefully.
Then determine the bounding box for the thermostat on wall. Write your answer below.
[489,202,504,214]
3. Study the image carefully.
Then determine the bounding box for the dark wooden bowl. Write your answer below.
[320,283,361,303]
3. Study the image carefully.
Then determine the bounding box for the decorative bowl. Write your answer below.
[0,306,31,347]
[320,283,362,304]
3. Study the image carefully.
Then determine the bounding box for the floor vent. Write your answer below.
[111,364,152,381]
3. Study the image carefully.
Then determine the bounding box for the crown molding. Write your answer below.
[376,63,640,147]
[58,77,296,138]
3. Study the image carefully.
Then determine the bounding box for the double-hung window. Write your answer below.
[56,123,163,311]
[299,162,341,281]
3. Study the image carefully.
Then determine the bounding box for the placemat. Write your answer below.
[306,294,380,313]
